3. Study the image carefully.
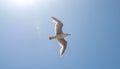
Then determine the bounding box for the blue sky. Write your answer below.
[0,0,120,69]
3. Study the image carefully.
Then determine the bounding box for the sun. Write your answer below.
[11,0,36,6]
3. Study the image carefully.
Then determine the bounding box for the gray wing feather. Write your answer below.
[58,39,67,56]
[51,17,63,34]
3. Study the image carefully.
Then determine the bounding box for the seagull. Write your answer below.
[49,16,70,56]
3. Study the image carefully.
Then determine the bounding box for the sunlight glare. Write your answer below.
[11,0,35,6]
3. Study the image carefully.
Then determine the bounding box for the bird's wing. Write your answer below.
[51,17,63,34]
[57,39,67,56]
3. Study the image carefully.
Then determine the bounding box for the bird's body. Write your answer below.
[49,16,70,56]
[49,34,69,40]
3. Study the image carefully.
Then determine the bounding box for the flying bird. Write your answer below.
[49,16,70,56]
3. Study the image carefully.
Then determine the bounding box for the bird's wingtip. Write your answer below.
[51,16,56,19]
[60,53,63,57]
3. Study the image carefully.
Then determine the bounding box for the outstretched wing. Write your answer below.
[51,17,63,34]
[57,39,67,56]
